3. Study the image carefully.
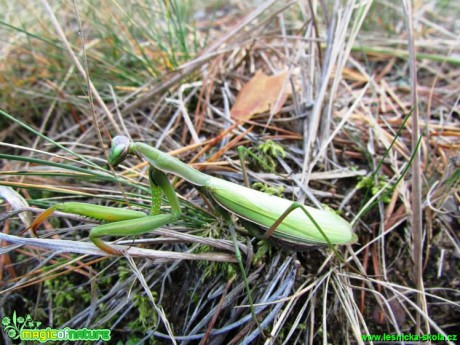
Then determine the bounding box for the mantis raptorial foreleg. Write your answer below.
[30,167,182,255]
[88,168,183,254]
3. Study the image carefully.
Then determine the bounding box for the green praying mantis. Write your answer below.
[30,136,357,256]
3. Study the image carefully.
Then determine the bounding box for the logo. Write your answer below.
[2,311,41,340]
[2,311,111,343]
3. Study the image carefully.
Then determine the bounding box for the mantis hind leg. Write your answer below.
[262,202,352,262]
[215,205,261,329]
[197,184,260,327]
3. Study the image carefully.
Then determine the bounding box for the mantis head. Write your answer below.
[108,135,131,167]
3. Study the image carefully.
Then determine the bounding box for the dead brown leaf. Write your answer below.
[230,70,290,122]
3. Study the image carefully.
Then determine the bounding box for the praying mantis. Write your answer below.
[31,135,357,256]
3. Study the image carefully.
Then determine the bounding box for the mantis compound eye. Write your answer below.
[108,135,131,167]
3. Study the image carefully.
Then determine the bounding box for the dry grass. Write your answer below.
[0,0,459,344]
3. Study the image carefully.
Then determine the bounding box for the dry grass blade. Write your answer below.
[0,232,237,263]
[39,0,122,135]
[402,0,425,335]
